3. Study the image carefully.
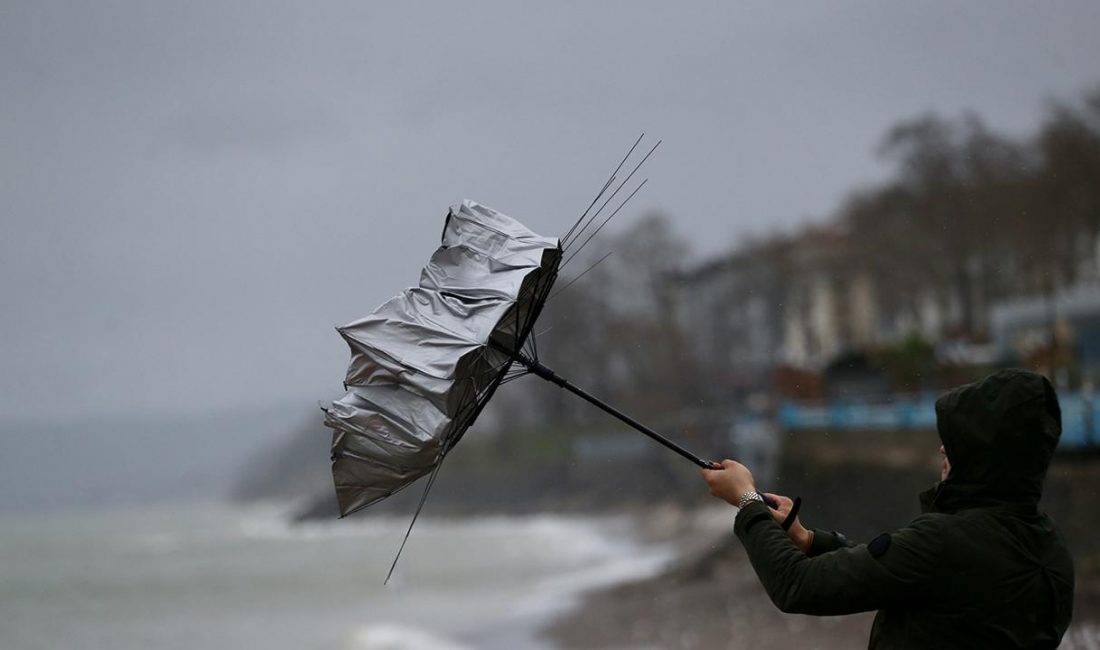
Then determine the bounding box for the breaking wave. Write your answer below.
[345,624,472,650]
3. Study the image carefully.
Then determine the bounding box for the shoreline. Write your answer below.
[463,505,745,650]
[295,507,690,650]
[459,507,701,650]
[540,517,874,650]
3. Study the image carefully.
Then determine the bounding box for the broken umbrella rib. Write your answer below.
[561,132,644,246]
[563,137,660,254]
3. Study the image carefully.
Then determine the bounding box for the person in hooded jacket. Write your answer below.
[702,369,1074,648]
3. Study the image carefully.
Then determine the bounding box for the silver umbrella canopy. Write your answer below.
[322,139,797,581]
[324,200,561,517]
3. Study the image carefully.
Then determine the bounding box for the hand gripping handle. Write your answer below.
[704,461,802,530]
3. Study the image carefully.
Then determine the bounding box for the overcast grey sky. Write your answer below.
[3,1,1100,424]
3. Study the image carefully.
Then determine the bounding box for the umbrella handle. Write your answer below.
[703,477,799,525]
[776,495,802,530]
[703,463,802,528]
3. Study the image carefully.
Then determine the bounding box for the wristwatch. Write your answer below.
[737,490,765,509]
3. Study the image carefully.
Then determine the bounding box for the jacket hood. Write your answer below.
[923,369,1061,513]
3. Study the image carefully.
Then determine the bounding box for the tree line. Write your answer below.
[490,86,1100,434]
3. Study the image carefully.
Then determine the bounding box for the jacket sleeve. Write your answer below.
[733,501,945,615]
[807,528,854,557]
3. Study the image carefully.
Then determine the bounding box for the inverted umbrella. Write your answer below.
[324,199,562,517]
[323,142,798,578]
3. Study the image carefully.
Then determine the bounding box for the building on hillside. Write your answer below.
[668,221,1100,394]
[778,225,879,369]
[991,283,1100,384]
[666,247,785,397]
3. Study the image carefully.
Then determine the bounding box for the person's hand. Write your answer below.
[764,492,814,554]
[701,459,755,506]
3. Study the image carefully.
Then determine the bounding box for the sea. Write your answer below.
[0,503,674,650]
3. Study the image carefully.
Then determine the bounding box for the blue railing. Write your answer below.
[779,393,1098,450]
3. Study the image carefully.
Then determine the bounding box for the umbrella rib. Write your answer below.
[562,175,615,246]
[563,139,660,253]
[443,324,526,453]
[500,371,529,386]
[563,179,648,267]
[511,298,523,359]
[520,267,557,360]
[562,138,644,249]
[523,301,539,358]
[511,280,540,359]
[549,251,613,302]
[561,133,644,244]
[384,457,445,585]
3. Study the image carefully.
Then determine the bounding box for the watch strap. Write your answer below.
[737,490,765,509]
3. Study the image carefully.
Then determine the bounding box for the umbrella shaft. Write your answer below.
[508,351,795,523]
[515,354,716,469]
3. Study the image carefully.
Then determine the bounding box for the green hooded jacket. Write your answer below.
[734,369,1074,648]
